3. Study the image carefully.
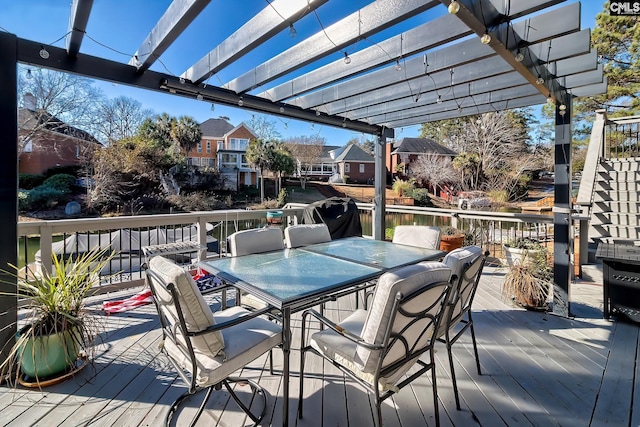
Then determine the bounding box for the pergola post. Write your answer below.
[373,132,388,240]
[0,32,18,361]
[552,98,573,317]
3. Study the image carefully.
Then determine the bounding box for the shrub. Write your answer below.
[392,178,414,195]
[167,193,226,212]
[19,174,46,190]
[276,188,288,207]
[18,190,30,211]
[26,186,67,210]
[42,174,77,193]
[44,165,81,177]
[409,188,433,207]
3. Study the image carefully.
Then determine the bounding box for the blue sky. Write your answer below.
[1,1,605,145]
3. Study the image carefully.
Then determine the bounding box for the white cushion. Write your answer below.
[392,225,441,249]
[284,224,331,248]
[164,306,282,387]
[228,228,284,257]
[148,256,225,358]
[311,263,451,390]
[442,245,483,280]
[440,246,484,333]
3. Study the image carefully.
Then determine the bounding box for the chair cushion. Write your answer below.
[164,306,282,387]
[392,225,441,249]
[284,224,331,248]
[148,256,225,358]
[439,246,484,333]
[228,228,284,257]
[311,263,452,390]
[442,245,483,280]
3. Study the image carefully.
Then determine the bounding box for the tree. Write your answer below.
[410,154,458,196]
[283,135,325,189]
[18,66,103,155]
[246,138,277,202]
[93,96,153,144]
[271,144,295,195]
[171,116,202,155]
[248,114,281,140]
[575,3,640,118]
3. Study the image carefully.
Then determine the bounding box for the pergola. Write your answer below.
[0,0,605,348]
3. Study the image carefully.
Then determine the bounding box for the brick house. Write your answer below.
[190,118,259,190]
[386,137,457,179]
[331,144,375,184]
[18,95,100,175]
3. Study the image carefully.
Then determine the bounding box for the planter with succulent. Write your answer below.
[504,237,546,268]
[439,226,465,253]
[1,249,113,386]
[502,238,551,310]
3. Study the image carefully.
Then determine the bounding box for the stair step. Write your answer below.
[593,200,640,214]
[597,170,640,181]
[591,224,640,240]
[599,159,640,171]
[594,181,640,192]
[592,212,640,226]
[593,190,640,202]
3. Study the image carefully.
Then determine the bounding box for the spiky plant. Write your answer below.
[1,248,113,384]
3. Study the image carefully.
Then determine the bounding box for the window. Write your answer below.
[229,138,249,150]
[76,144,80,158]
[344,163,350,173]
[241,154,249,168]
[206,140,211,153]
[220,153,238,168]
[197,142,202,153]
[207,158,215,167]
[359,164,365,173]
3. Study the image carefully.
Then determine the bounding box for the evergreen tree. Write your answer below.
[575,2,639,118]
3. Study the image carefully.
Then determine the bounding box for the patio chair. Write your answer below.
[392,225,442,250]
[228,227,285,309]
[227,227,284,257]
[284,223,331,248]
[298,262,452,427]
[437,245,489,410]
[145,256,282,427]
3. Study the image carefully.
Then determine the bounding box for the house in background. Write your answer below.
[192,117,258,190]
[18,94,100,176]
[386,137,458,180]
[330,144,375,184]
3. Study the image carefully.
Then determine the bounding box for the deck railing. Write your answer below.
[18,203,554,295]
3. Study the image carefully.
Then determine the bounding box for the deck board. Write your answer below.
[2,267,640,427]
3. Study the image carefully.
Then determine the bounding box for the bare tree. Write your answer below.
[283,135,325,189]
[410,154,459,196]
[18,67,103,154]
[248,114,281,140]
[93,96,153,144]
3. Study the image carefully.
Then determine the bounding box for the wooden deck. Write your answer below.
[2,265,639,427]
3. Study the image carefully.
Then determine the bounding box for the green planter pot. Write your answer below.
[18,327,79,379]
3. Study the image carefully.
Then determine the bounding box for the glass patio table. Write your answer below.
[199,237,444,427]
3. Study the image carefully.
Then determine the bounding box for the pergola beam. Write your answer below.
[65,0,94,58]
[259,13,472,102]
[225,0,440,93]
[439,0,581,104]
[129,0,211,72]
[182,0,328,84]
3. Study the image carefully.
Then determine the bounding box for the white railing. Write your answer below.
[18,208,305,295]
[19,203,555,295]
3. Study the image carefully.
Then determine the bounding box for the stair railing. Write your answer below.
[607,115,640,160]
[575,109,607,267]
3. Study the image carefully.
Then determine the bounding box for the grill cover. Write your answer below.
[303,197,362,239]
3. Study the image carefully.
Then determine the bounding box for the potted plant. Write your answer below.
[1,249,113,386]
[439,226,465,252]
[504,237,546,268]
[501,246,551,310]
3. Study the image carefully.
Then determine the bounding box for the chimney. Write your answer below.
[23,93,37,110]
